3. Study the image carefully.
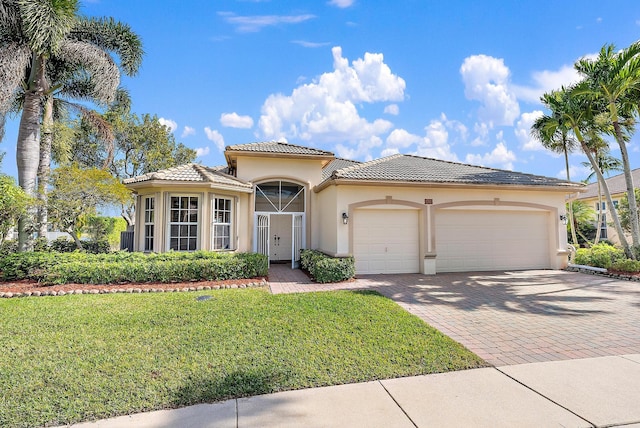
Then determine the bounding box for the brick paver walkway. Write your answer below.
[269,267,640,366]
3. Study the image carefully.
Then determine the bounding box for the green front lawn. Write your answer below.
[0,288,485,427]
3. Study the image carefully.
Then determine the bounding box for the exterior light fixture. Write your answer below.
[342,212,349,225]
[559,214,567,225]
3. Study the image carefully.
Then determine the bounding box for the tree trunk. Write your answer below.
[16,55,45,251]
[563,148,579,246]
[612,121,640,249]
[593,181,602,245]
[581,141,633,258]
[37,95,54,239]
[70,230,83,250]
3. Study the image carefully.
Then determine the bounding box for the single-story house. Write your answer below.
[123,142,583,274]
[576,168,640,244]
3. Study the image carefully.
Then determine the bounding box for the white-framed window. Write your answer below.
[595,201,606,211]
[212,197,233,250]
[144,196,155,252]
[168,195,199,251]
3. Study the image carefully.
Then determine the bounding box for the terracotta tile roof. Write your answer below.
[322,158,361,180]
[578,168,640,199]
[225,141,334,156]
[123,163,252,190]
[328,154,582,188]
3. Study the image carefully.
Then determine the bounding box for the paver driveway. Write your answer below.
[269,266,640,366]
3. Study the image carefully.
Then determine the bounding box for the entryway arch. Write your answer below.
[253,180,306,268]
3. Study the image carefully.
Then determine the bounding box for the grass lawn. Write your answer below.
[0,288,485,427]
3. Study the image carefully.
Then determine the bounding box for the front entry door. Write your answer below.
[269,214,292,262]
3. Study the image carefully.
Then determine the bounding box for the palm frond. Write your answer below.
[17,0,78,56]
[0,41,30,113]
[56,39,120,104]
[69,16,143,76]
[0,0,24,43]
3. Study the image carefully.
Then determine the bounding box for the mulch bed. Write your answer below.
[0,277,268,298]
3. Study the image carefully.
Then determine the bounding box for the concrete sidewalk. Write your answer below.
[68,354,640,428]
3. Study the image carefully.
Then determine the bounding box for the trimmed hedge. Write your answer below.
[0,251,268,284]
[574,243,625,269]
[300,249,355,283]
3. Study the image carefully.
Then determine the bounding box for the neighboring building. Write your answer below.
[576,168,640,245]
[123,142,583,275]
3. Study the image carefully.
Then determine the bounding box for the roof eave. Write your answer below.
[124,180,253,193]
[225,150,335,168]
[314,178,585,193]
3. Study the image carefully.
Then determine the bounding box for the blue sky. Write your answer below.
[2,0,640,181]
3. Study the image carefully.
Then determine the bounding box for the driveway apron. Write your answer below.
[270,268,640,366]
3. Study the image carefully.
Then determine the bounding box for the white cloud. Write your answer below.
[220,112,254,129]
[465,142,517,170]
[195,146,210,157]
[386,128,420,149]
[181,126,196,138]
[460,55,520,127]
[204,127,225,151]
[384,104,399,115]
[470,122,489,147]
[382,114,466,162]
[515,110,545,151]
[561,164,591,181]
[218,12,315,33]
[329,0,355,7]
[258,46,404,143]
[158,117,177,133]
[413,119,460,162]
[513,65,582,103]
[292,40,331,48]
[335,136,382,161]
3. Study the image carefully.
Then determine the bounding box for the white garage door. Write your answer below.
[436,210,550,272]
[353,209,420,274]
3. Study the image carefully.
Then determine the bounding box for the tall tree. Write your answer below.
[580,151,623,245]
[64,111,196,226]
[0,0,143,250]
[545,85,634,258]
[531,95,580,246]
[48,164,129,249]
[574,42,640,249]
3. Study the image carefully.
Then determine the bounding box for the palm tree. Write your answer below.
[581,151,623,244]
[574,42,640,249]
[0,0,143,250]
[531,93,580,246]
[549,85,635,258]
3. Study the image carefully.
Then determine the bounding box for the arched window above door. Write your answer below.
[255,181,305,213]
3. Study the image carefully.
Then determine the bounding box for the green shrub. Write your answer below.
[611,258,640,273]
[0,240,17,256]
[573,243,625,269]
[0,250,268,284]
[300,249,355,283]
[50,237,77,252]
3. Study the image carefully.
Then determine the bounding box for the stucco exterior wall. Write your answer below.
[316,183,570,271]
[235,156,325,185]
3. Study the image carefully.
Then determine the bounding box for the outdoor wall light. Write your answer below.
[342,212,349,225]
[559,214,568,225]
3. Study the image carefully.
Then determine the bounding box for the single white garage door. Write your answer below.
[436,209,550,272]
[353,209,420,274]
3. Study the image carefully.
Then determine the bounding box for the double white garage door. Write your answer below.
[353,208,551,274]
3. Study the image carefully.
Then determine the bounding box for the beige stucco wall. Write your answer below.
[315,183,570,271]
[235,156,325,185]
[577,194,625,245]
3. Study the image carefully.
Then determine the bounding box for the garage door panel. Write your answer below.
[354,209,420,274]
[436,210,550,272]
